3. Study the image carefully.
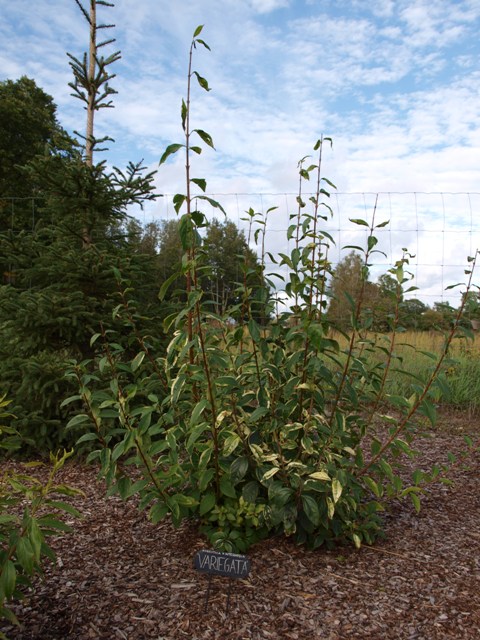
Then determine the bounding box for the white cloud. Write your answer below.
[248,0,291,13]
[2,0,480,303]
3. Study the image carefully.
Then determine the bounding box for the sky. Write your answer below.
[2,0,480,305]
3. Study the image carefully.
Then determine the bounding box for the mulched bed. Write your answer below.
[2,409,479,639]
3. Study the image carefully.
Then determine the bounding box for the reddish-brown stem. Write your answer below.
[358,251,479,476]
[298,139,324,413]
[195,301,221,497]
[327,196,379,428]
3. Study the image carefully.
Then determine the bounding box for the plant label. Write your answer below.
[194,549,250,579]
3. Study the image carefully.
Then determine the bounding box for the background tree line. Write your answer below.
[327,250,478,332]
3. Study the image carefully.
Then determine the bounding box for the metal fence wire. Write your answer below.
[3,192,480,305]
[147,191,480,306]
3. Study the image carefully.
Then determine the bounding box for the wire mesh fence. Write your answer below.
[144,191,480,306]
[2,192,480,306]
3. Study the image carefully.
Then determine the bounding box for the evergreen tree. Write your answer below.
[0,1,159,452]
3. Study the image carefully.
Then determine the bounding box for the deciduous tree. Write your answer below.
[0,77,64,201]
[327,250,379,330]
[155,217,266,318]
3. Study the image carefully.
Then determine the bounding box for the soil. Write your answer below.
[1,408,479,640]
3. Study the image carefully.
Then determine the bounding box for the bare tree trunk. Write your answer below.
[82,0,97,247]
[85,0,96,168]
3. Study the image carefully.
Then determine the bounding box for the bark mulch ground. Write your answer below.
[1,409,479,639]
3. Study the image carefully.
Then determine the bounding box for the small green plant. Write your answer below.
[0,398,82,635]
[66,26,480,553]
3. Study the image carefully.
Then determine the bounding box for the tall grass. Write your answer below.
[333,330,480,415]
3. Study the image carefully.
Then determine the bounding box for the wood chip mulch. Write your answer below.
[2,409,479,639]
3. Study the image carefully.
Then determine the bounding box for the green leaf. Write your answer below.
[463,435,473,448]
[191,177,207,192]
[196,195,227,215]
[230,457,249,484]
[198,468,215,492]
[302,494,320,526]
[199,492,216,516]
[112,440,126,462]
[363,476,382,498]
[159,271,181,301]
[0,603,19,626]
[309,471,330,481]
[76,432,98,445]
[65,414,90,430]
[131,351,145,372]
[195,38,211,51]
[60,394,82,408]
[410,493,421,513]
[349,218,369,226]
[186,423,209,451]
[179,213,193,250]
[370,438,382,457]
[379,459,394,481]
[248,405,269,423]
[190,398,209,427]
[199,444,213,468]
[149,440,169,456]
[181,99,188,131]
[193,71,211,92]
[418,399,437,426]
[352,533,362,549]
[171,373,186,404]
[173,494,198,508]
[16,537,35,574]
[193,24,204,37]
[242,481,259,503]
[173,193,187,214]
[46,501,81,518]
[194,129,215,149]
[90,332,102,347]
[36,516,72,533]
[248,318,261,343]
[150,502,169,524]
[166,430,177,453]
[220,476,237,498]
[261,467,280,483]
[0,560,16,600]
[159,143,184,165]
[326,496,335,519]
[190,210,207,227]
[268,484,293,507]
[332,478,343,504]
[223,433,241,456]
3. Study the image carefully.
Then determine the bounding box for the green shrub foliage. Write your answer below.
[66,26,479,552]
[0,397,82,634]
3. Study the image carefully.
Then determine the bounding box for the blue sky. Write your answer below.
[2,0,480,304]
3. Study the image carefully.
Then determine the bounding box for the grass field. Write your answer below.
[397,331,480,414]
[332,329,480,415]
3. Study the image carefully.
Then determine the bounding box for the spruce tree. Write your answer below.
[0,0,159,452]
